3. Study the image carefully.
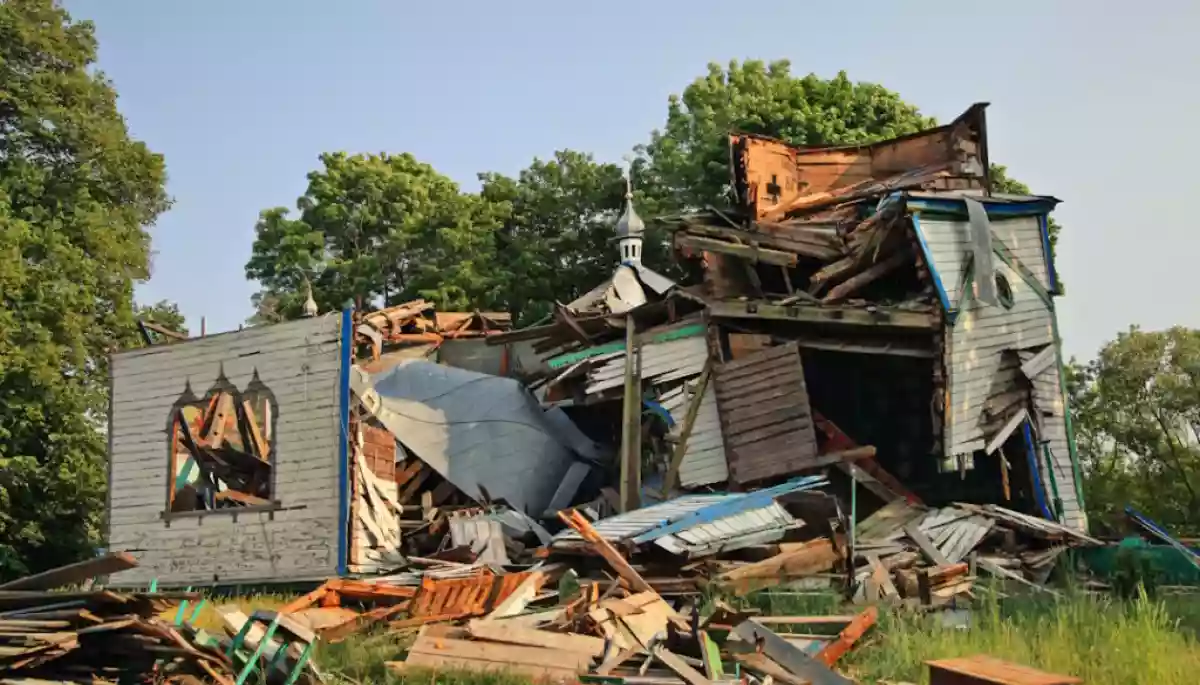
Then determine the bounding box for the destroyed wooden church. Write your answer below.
[103,102,1085,589]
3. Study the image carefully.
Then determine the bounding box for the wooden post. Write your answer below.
[619,314,641,512]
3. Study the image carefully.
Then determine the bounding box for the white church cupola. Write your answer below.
[614,169,645,265]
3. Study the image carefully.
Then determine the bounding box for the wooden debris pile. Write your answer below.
[852,500,1102,606]
[354,299,512,363]
[0,553,323,685]
[169,389,276,513]
[375,504,876,685]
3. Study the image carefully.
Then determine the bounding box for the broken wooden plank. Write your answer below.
[676,234,798,267]
[926,655,1081,685]
[559,509,652,593]
[0,553,138,591]
[814,606,877,667]
[821,250,911,304]
[718,538,838,592]
[402,635,590,680]
[733,619,853,685]
[652,645,712,685]
[466,619,605,658]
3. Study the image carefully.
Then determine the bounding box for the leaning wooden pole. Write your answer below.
[619,314,641,512]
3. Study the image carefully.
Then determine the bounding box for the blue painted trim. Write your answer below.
[336,308,353,577]
[1038,213,1058,293]
[1023,420,1054,520]
[906,197,1059,217]
[631,474,828,544]
[642,399,674,428]
[909,214,952,315]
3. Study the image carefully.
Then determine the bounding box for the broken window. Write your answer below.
[166,371,278,514]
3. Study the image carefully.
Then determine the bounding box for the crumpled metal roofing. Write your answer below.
[552,475,828,556]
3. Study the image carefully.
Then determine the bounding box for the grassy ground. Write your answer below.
[187,587,1200,684]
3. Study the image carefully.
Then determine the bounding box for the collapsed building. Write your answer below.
[102,102,1084,588]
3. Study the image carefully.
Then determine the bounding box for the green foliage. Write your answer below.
[245,152,501,323]
[0,0,169,579]
[479,151,675,326]
[637,60,936,211]
[132,299,188,345]
[1070,326,1200,535]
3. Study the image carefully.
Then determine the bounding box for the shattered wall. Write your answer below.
[106,315,345,586]
[918,210,1083,529]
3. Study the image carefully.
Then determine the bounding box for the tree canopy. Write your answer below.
[0,0,170,578]
[1069,327,1200,535]
[245,152,501,323]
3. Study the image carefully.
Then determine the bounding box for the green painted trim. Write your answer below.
[1051,313,1087,516]
[1042,442,1064,520]
[990,238,1053,309]
[547,323,706,369]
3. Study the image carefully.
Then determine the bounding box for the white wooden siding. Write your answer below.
[106,314,344,586]
[589,334,729,487]
[920,214,1083,530]
[919,215,1051,309]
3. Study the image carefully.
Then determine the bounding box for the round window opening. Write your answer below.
[995,273,1015,309]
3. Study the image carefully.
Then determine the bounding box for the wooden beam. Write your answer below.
[676,234,798,267]
[707,300,937,330]
[558,510,652,594]
[0,553,138,591]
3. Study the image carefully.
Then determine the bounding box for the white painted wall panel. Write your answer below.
[921,214,1083,531]
[105,315,345,586]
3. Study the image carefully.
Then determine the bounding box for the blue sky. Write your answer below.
[65,1,1199,360]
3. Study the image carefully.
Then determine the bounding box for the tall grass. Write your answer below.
[841,587,1200,684]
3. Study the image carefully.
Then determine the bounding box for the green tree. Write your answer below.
[0,0,170,579]
[478,151,672,326]
[1069,327,1200,535]
[245,152,499,322]
[132,300,189,346]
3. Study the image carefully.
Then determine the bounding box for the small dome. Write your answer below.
[614,191,645,239]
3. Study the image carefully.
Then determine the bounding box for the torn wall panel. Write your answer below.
[1020,349,1083,530]
[353,361,576,515]
[732,103,988,221]
[713,342,821,485]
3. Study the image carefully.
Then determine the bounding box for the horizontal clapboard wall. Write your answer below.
[106,314,345,586]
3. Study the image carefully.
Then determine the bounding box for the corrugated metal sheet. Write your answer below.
[552,494,730,545]
[660,377,729,487]
[654,501,798,557]
[552,475,827,551]
[713,342,820,484]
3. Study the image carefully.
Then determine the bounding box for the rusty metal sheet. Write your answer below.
[732,103,989,221]
[713,342,820,484]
